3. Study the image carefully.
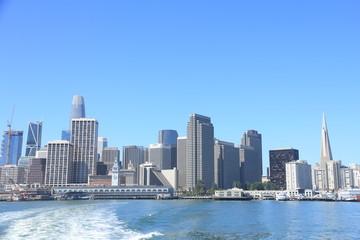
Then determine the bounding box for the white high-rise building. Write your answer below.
[45,140,73,187]
[340,167,354,189]
[71,118,98,183]
[327,160,341,190]
[177,137,187,190]
[286,160,312,190]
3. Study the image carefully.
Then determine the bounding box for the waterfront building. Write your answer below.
[88,175,112,186]
[0,130,23,166]
[0,165,25,184]
[176,137,187,190]
[120,168,137,186]
[327,160,341,190]
[149,143,171,170]
[240,130,262,183]
[186,113,214,190]
[70,118,98,183]
[269,148,299,190]
[102,147,120,174]
[349,164,360,187]
[25,121,42,157]
[70,95,86,119]
[312,163,327,190]
[97,137,108,161]
[27,158,46,185]
[240,145,259,184]
[214,139,240,189]
[139,162,157,186]
[285,160,312,190]
[61,130,70,141]
[112,158,121,186]
[45,141,73,187]
[340,167,354,189]
[214,187,247,198]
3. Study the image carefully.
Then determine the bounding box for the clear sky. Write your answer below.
[0,1,359,173]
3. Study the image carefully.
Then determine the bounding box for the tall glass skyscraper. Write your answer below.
[25,121,42,157]
[70,95,86,119]
[0,130,23,166]
[158,130,178,146]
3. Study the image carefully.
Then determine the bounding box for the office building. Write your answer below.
[214,139,240,189]
[0,130,23,166]
[0,165,25,184]
[269,148,299,190]
[158,129,178,168]
[186,113,214,189]
[285,160,312,190]
[25,121,42,157]
[71,118,98,183]
[45,141,73,187]
[177,137,187,189]
[340,167,354,189]
[122,145,147,184]
[35,147,48,159]
[149,143,171,170]
[70,95,86,119]
[158,130,178,146]
[240,130,262,183]
[120,169,137,186]
[102,147,120,174]
[139,162,157,186]
[327,160,341,190]
[240,146,259,184]
[312,163,327,190]
[27,158,46,185]
[97,137,108,161]
[61,130,70,141]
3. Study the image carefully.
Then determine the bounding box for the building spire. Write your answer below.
[320,113,333,168]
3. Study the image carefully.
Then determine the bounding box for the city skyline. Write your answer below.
[0,1,359,171]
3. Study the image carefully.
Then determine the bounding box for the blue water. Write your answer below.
[0,200,359,239]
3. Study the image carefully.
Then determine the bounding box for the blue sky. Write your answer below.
[0,1,359,172]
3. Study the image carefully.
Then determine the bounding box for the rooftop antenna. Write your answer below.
[5,105,15,165]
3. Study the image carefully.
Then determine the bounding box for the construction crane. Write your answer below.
[5,105,15,165]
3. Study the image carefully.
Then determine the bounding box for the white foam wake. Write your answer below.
[1,202,162,240]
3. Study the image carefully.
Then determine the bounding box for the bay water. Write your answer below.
[0,200,359,239]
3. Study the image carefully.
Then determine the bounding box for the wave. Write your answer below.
[0,202,162,240]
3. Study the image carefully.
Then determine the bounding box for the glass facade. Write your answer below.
[0,130,23,166]
[25,121,42,157]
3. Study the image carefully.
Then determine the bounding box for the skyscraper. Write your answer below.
[0,130,23,166]
[27,158,46,185]
[177,137,187,189]
[61,130,70,141]
[214,139,240,189]
[25,121,42,157]
[158,130,178,169]
[45,140,73,186]
[285,160,312,190]
[122,145,147,184]
[320,114,333,169]
[314,114,340,190]
[97,137,108,161]
[70,95,86,119]
[102,147,120,174]
[149,143,171,170]
[269,148,299,190]
[186,113,214,189]
[240,130,262,183]
[70,118,98,183]
[158,130,178,146]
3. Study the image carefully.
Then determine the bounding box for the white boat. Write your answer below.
[275,193,289,201]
